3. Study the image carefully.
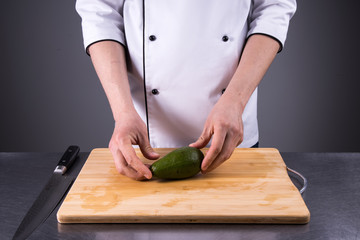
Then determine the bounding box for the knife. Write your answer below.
[12,145,80,240]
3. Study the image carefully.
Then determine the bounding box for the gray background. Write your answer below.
[1,0,359,152]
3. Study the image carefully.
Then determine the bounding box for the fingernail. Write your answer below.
[145,174,152,179]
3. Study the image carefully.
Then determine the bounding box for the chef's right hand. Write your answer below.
[109,111,159,180]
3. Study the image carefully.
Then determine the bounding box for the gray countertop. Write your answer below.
[1,151,360,240]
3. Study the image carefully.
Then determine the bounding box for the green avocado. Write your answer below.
[150,147,204,180]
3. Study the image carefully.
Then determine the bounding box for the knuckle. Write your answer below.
[108,140,115,150]
[236,134,244,144]
[227,123,240,134]
[224,152,232,160]
[217,154,227,162]
[129,174,139,180]
[219,119,231,128]
[143,144,152,152]
[117,137,128,146]
[215,122,225,131]
[229,129,242,142]
[109,136,127,150]
[212,147,221,155]
[115,165,125,175]
[232,125,241,134]
[127,157,135,166]
[135,173,146,181]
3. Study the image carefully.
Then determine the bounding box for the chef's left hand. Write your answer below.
[189,94,243,173]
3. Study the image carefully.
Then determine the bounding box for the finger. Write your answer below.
[110,147,125,175]
[201,128,226,171]
[121,158,148,181]
[203,134,237,173]
[111,148,146,180]
[138,134,160,160]
[189,127,212,148]
[119,141,152,179]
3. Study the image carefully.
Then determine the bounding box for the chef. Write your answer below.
[76,0,296,180]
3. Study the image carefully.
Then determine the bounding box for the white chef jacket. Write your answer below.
[76,0,296,148]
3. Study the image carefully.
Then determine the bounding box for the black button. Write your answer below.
[222,35,229,42]
[222,88,226,94]
[151,89,159,95]
[149,35,156,41]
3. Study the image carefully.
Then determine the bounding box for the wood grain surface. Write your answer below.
[57,148,310,224]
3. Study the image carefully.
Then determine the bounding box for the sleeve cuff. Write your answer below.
[85,39,126,56]
[247,33,283,53]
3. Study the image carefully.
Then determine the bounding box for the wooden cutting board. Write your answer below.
[57,148,310,224]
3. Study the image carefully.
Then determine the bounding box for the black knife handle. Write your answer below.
[54,145,80,174]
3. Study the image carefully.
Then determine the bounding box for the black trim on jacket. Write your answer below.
[142,0,150,140]
[85,39,125,56]
[247,33,283,53]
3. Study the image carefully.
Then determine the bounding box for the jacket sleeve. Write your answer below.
[247,0,297,52]
[75,0,126,54]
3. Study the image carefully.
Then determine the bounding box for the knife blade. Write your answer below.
[12,145,80,240]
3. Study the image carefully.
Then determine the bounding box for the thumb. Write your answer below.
[139,136,160,160]
[189,128,212,149]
